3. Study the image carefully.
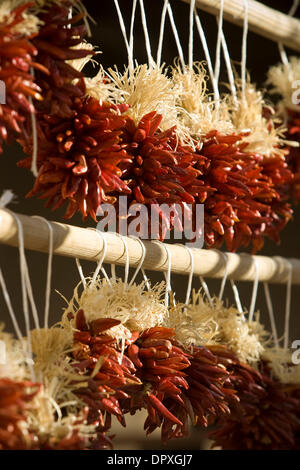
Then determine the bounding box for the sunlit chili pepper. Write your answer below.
[18,98,132,220]
[0,2,42,153]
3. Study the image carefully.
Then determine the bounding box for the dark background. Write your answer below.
[0,0,300,448]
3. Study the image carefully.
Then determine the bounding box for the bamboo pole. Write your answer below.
[0,209,299,284]
[179,0,300,52]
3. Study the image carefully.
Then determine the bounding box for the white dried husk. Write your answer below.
[171,63,235,143]
[262,347,300,385]
[27,326,96,444]
[168,291,268,364]
[229,82,287,158]
[266,57,300,112]
[106,64,179,131]
[0,324,28,381]
[62,277,168,346]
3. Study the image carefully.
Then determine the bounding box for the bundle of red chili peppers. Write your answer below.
[63,309,300,450]
[0,0,296,253]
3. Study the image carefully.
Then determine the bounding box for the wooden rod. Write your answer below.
[179,0,300,52]
[0,210,299,285]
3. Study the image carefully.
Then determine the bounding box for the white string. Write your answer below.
[167,2,185,68]
[159,242,172,307]
[220,31,237,102]
[248,258,259,323]
[194,10,219,100]
[188,0,195,68]
[284,260,293,349]
[185,247,194,305]
[218,251,229,301]
[278,0,299,66]
[139,0,155,67]
[230,279,244,315]
[141,268,151,291]
[157,0,169,68]
[90,230,108,284]
[9,212,35,379]
[263,282,279,348]
[29,67,38,177]
[113,0,132,68]
[241,0,249,98]
[75,258,87,288]
[214,0,224,95]
[199,276,213,308]
[129,0,138,71]
[0,268,24,344]
[128,236,146,287]
[32,217,53,329]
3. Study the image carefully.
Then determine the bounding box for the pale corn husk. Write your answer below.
[0,325,28,381]
[0,0,41,35]
[62,278,168,346]
[266,57,300,112]
[28,327,96,444]
[168,290,268,364]
[172,63,235,142]
[26,386,96,446]
[106,64,178,131]
[67,42,97,74]
[262,347,300,384]
[230,82,287,158]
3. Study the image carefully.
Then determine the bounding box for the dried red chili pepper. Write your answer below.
[195,131,293,253]
[31,0,93,118]
[68,309,140,449]
[0,378,40,450]
[0,2,42,153]
[209,349,300,450]
[18,98,132,220]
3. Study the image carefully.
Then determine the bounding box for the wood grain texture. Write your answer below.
[0,209,299,284]
[180,0,300,52]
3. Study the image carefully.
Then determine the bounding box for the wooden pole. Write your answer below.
[0,209,299,284]
[179,0,300,52]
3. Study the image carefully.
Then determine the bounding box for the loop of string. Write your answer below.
[157,241,172,307]
[248,257,259,323]
[75,257,87,288]
[230,279,244,315]
[6,211,35,379]
[139,0,155,67]
[32,216,53,329]
[220,31,237,103]
[241,0,249,99]
[194,9,219,100]
[199,276,213,308]
[157,0,169,67]
[218,251,229,301]
[284,260,293,349]
[127,236,146,287]
[188,0,196,69]
[278,0,299,67]
[129,0,138,71]
[167,2,185,68]
[113,0,133,70]
[185,247,194,305]
[0,268,24,345]
[214,0,224,98]
[263,282,279,348]
[89,229,108,284]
